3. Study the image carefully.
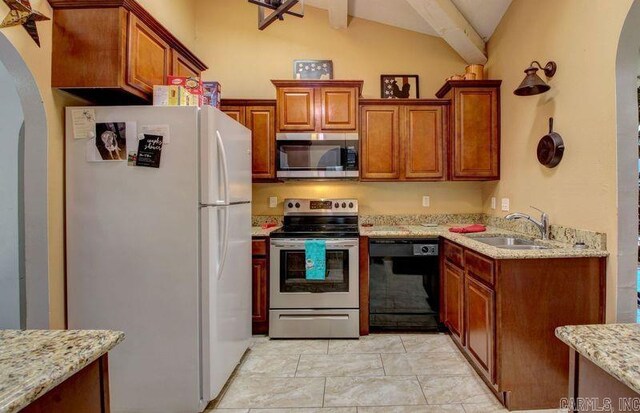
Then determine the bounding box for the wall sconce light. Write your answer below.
[513,61,557,96]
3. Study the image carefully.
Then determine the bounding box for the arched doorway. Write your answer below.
[0,33,49,329]
[616,0,640,323]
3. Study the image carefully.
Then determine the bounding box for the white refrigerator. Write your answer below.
[65,106,252,413]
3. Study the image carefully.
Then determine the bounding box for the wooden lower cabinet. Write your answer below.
[221,100,277,182]
[441,240,606,411]
[22,356,111,413]
[442,260,464,345]
[252,238,270,334]
[465,274,495,383]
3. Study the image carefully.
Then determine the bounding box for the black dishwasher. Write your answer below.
[369,239,442,331]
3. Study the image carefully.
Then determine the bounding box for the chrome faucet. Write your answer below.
[505,206,550,240]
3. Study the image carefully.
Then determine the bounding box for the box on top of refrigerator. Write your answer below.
[202,82,221,108]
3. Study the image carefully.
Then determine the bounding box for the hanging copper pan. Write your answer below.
[537,117,564,168]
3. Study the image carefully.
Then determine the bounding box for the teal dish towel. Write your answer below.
[305,240,326,280]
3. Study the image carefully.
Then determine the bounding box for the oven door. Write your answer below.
[270,238,359,309]
[276,135,359,179]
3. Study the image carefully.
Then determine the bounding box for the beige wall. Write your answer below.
[0,0,198,328]
[195,0,482,216]
[483,0,634,321]
[253,182,483,216]
[194,0,467,99]
[138,0,197,49]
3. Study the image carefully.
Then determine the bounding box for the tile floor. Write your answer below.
[207,334,566,413]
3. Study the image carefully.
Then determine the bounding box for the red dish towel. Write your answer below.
[449,224,487,234]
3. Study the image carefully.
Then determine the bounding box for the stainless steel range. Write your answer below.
[269,199,360,338]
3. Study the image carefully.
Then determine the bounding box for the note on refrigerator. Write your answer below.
[139,124,170,144]
[71,108,96,140]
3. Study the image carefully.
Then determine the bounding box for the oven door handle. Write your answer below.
[271,240,358,249]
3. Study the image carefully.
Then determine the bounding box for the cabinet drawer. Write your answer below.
[464,250,495,286]
[252,239,268,256]
[444,240,463,268]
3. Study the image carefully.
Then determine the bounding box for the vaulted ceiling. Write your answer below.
[303,0,513,64]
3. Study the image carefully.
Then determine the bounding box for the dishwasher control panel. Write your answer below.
[413,244,439,256]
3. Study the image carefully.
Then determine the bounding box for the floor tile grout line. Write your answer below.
[293,353,302,377]
[416,373,431,406]
[379,353,387,376]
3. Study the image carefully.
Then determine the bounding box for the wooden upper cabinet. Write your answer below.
[246,106,276,180]
[221,100,277,182]
[321,87,358,130]
[359,100,448,182]
[403,105,446,180]
[221,106,246,124]
[170,50,201,79]
[49,0,207,104]
[277,87,316,131]
[360,105,401,180]
[272,80,363,133]
[127,14,171,95]
[436,80,501,181]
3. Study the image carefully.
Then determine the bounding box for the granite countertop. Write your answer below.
[556,324,640,394]
[359,224,609,259]
[0,330,124,413]
[252,225,281,237]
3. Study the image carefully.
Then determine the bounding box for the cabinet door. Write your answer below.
[277,87,316,131]
[360,105,401,180]
[403,105,446,180]
[451,87,499,180]
[465,275,495,382]
[246,106,276,180]
[252,258,269,329]
[443,261,465,345]
[170,49,201,79]
[221,106,246,125]
[320,87,357,130]
[127,14,171,95]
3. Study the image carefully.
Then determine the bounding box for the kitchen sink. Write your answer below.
[469,236,552,250]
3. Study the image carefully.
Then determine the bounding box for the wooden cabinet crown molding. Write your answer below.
[271,80,364,97]
[435,80,502,99]
[48,0,207,71]
[359,98,450,106]
[221,99,277,107]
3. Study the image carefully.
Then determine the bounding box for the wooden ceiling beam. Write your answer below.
[327,0,348,29]
[406,0,487,64]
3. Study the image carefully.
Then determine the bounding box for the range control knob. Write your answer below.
[349,202,354,208]
[295,202,301,208]
[287,202,293,208]
[421,246,431,254]
[334,202,339,208]
[342,202,347,208]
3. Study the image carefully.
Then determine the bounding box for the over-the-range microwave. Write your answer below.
[276,133,359,179]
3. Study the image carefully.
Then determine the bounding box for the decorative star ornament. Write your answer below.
[0,0,50,47]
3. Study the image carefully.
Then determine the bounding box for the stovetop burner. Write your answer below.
[271,198,359,239]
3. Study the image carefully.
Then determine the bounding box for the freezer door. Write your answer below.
[200,107,252,205]
[201,203,251,402]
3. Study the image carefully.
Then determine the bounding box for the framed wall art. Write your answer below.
[294,60,334,80]
[381,75,419,99]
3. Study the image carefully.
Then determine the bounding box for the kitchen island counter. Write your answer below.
[0,330,124,413]
[556,324,640,395]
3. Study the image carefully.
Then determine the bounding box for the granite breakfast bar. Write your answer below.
[0,330,124,413]
[556,324,640,412]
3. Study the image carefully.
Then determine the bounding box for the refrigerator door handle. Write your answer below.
[216,131,230,205]
[217,207,230,280]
